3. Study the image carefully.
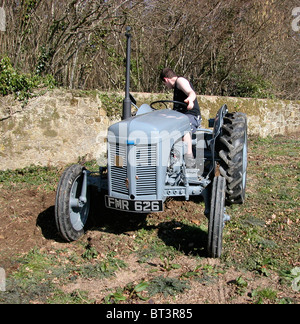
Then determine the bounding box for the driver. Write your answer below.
[160,68,201,168]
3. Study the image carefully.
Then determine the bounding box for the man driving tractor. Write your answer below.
[160,68,201,168]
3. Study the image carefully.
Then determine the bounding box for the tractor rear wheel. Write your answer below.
[218,112,247,205]
[55,164,90,241]
[207,176,226,258]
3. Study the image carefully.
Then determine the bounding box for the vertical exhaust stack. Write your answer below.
[122,27,132,120]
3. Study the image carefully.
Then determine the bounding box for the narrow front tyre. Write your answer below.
[207,176,226,258]
[55,164,90,241]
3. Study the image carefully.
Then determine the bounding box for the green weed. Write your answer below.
[104,281,150,304]
[147,276,190,297]
[0,165,60,191]
[251,287,278,304]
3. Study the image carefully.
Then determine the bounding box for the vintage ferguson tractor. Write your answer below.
[55,28,247,258]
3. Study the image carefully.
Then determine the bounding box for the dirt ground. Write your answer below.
[0,188,56,273]
[0,134,299,304]
[0,186,297,304]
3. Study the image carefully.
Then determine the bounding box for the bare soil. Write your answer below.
[0,135,299,304]
[0,188,297,304]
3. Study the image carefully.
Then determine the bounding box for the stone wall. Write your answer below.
[0,89,299,170]
[0,89,114,170]
[197,95,300,138]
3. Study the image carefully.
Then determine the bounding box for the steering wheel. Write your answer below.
[150,100,188,110]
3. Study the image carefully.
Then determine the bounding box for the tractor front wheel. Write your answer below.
[55,164,90,242]
[207,176,226,258]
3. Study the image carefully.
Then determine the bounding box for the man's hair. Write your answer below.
[160,68,177,81]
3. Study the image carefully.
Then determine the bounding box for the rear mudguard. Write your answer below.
[213,104,228,139]
[209,104,228,175]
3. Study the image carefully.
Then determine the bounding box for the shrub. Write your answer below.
[0,56,56,104]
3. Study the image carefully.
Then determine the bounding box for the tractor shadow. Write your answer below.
[37,192,208,256]
[157,220,208,257]
[89,192,208,257]
[36,191,151,242]
[36,205,65,242]
[36,200,150,243]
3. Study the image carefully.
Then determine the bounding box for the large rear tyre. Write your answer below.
[218,112,247,205]
[207,176,226,258]
[55,164,90,242]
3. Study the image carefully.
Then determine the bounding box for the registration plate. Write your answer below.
[105,196,163,213]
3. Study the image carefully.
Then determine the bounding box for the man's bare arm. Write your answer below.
[176,77,196,110]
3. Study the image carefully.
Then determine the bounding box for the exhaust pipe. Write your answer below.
[122,26,132,120]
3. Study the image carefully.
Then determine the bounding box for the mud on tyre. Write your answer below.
[217,112,248,205]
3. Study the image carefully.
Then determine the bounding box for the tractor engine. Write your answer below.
[165,142,185,187]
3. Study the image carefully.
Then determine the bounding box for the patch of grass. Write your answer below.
[181,263,225,286]
[48,289,95,304]
[0,248,56,304]
[134,227,179,263]
[223,135,299,282]
[147,276,190,297]
[251,287,278,304]
[0,248,126,304]
[78,255,127,280]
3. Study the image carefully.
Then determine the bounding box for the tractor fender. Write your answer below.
[212,104,228,139]
[208,104,228,176]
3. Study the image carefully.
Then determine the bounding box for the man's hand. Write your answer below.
[184,97,194,110]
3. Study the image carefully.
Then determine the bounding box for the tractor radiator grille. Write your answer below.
[110,143,128,195]
[136,145,157,196]
[109,143,157,197]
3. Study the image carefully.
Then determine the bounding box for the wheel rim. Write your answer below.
[69,174,90,231]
